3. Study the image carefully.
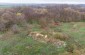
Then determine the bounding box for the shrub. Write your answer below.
[65,44,74,53]
[39,18,48,28]
[10,24,20,34]
[15,13,27,26]
[0,22,5,31]
[53,32,69,41]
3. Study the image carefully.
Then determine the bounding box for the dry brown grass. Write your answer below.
[28,31,67,48]
[53,32,69,41]
[0,31,14,40]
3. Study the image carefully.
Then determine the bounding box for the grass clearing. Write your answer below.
[0,22,85,55]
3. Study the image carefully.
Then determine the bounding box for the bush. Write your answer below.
[10,24,20,34]
[53,32,69,41]
[0,23,5,31]
[39,18,48,28]
[16,13,26,25]
[65,44,75,53]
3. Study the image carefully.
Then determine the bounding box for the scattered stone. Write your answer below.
[54,40,67,48]
[44,35,48,38]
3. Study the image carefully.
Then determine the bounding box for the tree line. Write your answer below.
[0,4,85,31]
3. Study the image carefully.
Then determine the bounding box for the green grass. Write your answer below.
[0,31,65,55]
[58,22,85,46]
[0,22,85,55]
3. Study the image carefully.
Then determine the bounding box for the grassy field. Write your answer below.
[0,22,85,55]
